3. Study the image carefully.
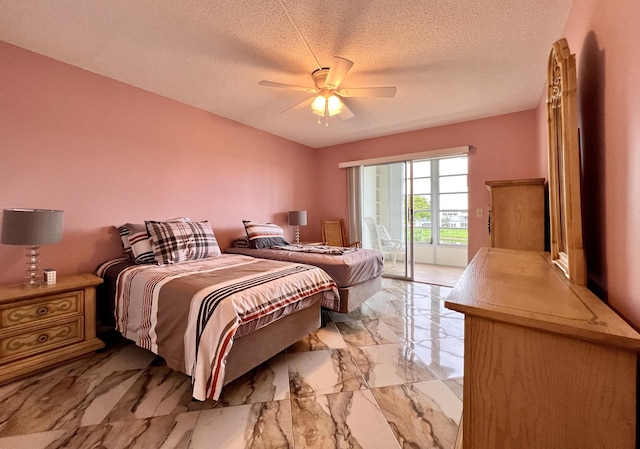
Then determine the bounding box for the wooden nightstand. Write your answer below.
[0,273,105,384]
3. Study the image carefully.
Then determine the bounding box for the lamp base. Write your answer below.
[25,245,41,287]
[294,226,300,244]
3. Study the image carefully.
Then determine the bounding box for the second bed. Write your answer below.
[226,242,383,313]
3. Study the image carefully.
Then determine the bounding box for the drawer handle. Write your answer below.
[37,334,49,343]
[37,306,49,316]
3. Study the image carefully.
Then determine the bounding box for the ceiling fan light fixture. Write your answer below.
[311,95,326,116]
[327,95,343,116]
[311,92,342,117]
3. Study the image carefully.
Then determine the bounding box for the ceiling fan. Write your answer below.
[259,56,397,125]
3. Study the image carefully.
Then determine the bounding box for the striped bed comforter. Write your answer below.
[105,254,338,400]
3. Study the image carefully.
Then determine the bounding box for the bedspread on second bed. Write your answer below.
[109,254,338,401]
[225,245,383,287]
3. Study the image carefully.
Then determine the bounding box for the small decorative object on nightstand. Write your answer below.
[43,269,57,285]
[288,210,307,244]
[0,273,105,384]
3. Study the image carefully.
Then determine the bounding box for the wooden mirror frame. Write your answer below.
[547,38,586,285]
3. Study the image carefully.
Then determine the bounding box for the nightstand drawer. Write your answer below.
[0,274,104,384]
[0,318,83,362]
[0,292,82,330]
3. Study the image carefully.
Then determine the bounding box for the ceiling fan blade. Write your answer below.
[281,96,314,114]
[325,57,354,89]
[259,80,317,93]
[336,86,397,98]
[338,101,355,120]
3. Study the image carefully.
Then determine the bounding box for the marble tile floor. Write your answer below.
[0,278,464,449]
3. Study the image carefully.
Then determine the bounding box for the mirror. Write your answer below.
[547,38,586,285]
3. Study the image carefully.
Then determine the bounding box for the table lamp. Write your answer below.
[1,208,64,286]
[287,210,307,244]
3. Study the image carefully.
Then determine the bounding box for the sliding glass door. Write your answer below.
[413,156,468,268]
[361,162,412,279]
[359,155,468,280]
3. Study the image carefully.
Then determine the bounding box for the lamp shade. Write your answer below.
[288,210,307,226]
[1,209,64,245]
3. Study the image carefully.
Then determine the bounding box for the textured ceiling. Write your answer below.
[0,0,572,148]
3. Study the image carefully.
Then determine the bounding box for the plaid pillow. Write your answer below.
[146,220,221,265]
[242,220,289,249]
[118,217,189,264]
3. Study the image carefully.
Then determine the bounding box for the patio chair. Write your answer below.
[364,217,405,267]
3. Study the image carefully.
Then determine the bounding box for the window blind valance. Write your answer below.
[337,145,470,168]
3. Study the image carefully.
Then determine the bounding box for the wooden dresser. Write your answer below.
[446,248,640,449]
[486,178,545,251]
[0,273,105,384]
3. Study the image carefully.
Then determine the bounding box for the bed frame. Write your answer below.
[335,275,381,314]
[220,277,381,384]
[223,293,322,384]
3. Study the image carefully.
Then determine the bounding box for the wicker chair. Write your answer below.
[320,219,360,248]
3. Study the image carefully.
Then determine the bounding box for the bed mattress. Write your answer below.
[225,246,383,287]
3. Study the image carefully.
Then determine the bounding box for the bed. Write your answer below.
[96,219,339,401]
[226,239,383,313]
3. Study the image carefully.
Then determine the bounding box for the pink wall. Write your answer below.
[314,110,543,261]
[5,4,636,330]
[0,41,542,287]
[0,38,563,312]
[535,0,640,328]
[0,42,315,285]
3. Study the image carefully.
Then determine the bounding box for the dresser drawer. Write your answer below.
[0,291,82,330]
[0,318,84,363]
